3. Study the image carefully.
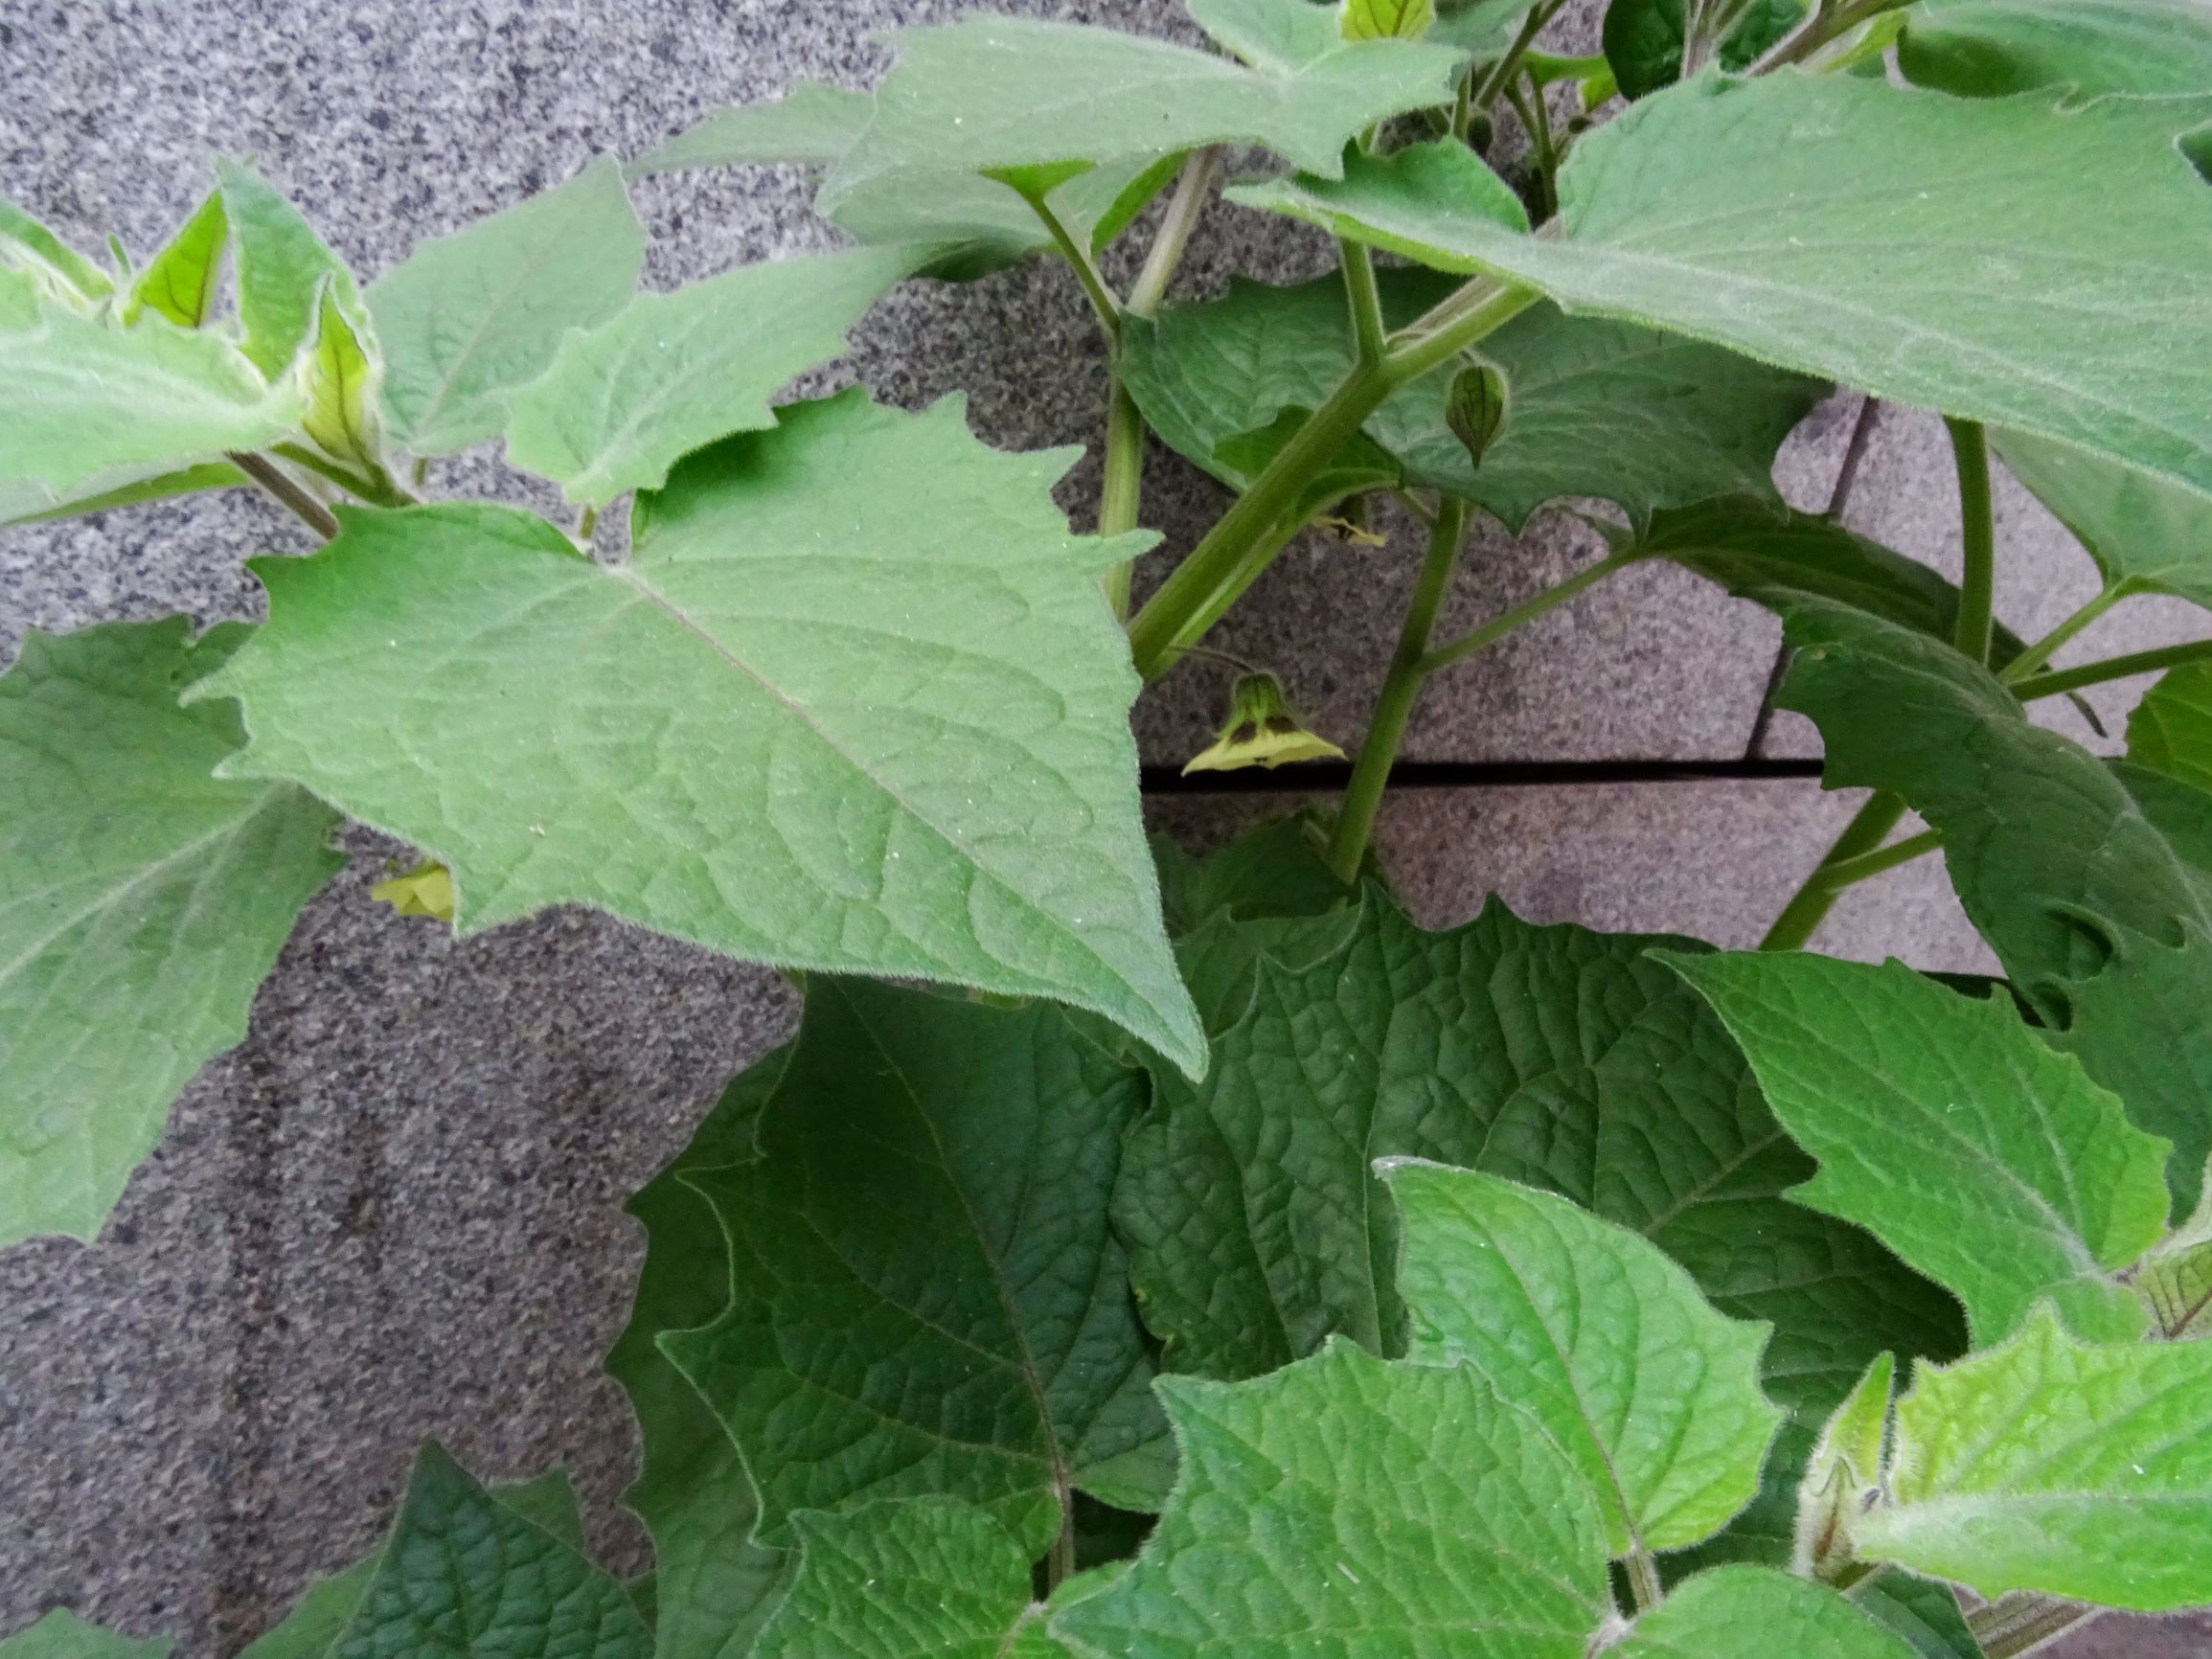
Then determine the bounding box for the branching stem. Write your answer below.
[1760,793,1907,951]
[2013,638,2212,702]
[1471,0,1563,114]
[229,450,340,540]
[1999,583,2128,684]
[1749,0,1913,74]
[1419,550,1644,676]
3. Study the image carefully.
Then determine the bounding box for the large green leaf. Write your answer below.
[606,1051,791,1659]
[331,1443,650,1659]
[2130,662,2212,794]
[1858,1307,2212,1610]
[1994,428,2212,611]
[1052,1341,1611,1659]
[1668,952,2170,1345]
[1115,894,1963,1410]
[504,244,917,506]
[1385,1161,1783,1554]
[193,392,1201,1072]
[1230,74,2212,499]
[0,1613,169,1659]
[663,978,1170,1555]
[0,620,341,1247]
[217,159,362,379]
[819,16,1463,220]
[366,159,643,455]
[1121,272,1822,532]
[1899,0,2212,99]
[1778,602,2212,1212]
[1613,1566,1916,1659]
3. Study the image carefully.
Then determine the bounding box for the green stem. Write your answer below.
[1760,793,1907,952]
[577,504,600,543]
[1815,827,1940,889]
[1329,498,1470,882]
[1099,381,1146,617]
[269,442,413,508]
[1749,0,1913,74]
[2013,638,2212,702]
[1419,550,1643,676]
[1022,189,1122,338]
[1946,417,1996,664]
[1998,582,2127,684]
[1625,1550,1664,1614]
[1471,0,1562,113]
[1127,148,1220,320]
[1341,239,1387,367]
[1503,78,1559,221]
[228,450,340,540]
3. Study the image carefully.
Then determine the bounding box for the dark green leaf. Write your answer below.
[1845,1575,1981,1659]
[1151,812,1354,936]
[2130,662,2212,793]
[1899,0,2212,99]
[1602,0,1807,102]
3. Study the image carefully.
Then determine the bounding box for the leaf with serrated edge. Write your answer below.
[663,979,1170,1554]
[1899,0,2212,99]
[1668,952,2168,1344]
[192,392,1201,1073]
[125,191,227,329]
[0,1613,170,1659]
[505,244,917,506]
[0,620,341,1247]
[1053,1340,1610,1659]
[1384,1161,1783,1554]
[1229,75,2212,499]
[217,159,361,379]
[367,158,643,456]
[1859,1307,2212,1610]
[2130,663,2212,794]
[1995,428,2212,612]
[1613,1565,1917,1659]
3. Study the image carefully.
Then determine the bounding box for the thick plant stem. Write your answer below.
[1972,1593,2099,1659]
[1999,583,2126,684]
[1419,551,1643,675]
[1329,499,1470,882]
[1760,793,1907,952]
[1128,280,1537,679]
[1341,239,1386,367]
[1127,148,1220,321]
[229,450,339,540]
[1947,417,1995,665]
[2014,638,2212,702]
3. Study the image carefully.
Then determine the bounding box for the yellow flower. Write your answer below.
[371,858,455,923]
[1182,673,1348,775]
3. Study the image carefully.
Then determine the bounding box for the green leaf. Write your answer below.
[1152,812,1354,936]
[367,158,643,455]
[2129,663,2212,793]
[1230,75,2212,501]
[0,619,341,1246]
[663,978,1170,1553]
[0,197,113,304]
[1899,0,2212,99]
[819,17,1464,223]
[1667,952,2169,1345]
[627,83,876,175]
[1845,1575,1980,1659]
[1384,1161,1783,1554]
[298,284,383,476]
[1192,0,1362,69]
[504,244,917,507]
[1121,272,1822,533]
[1858,1307,2212,1610]
[1052,1340,1611,1659]
[1792,1353,1891,1579]
[0,1613,169,1659]
[1613,1565,1917,1659]
[216,159,360,379]
[1994,428,2212,611]
[1341,0,1435,42]
[607,1050,791,1659]
[1601,0,1807,101]
[0,461,246,530]
[125,191,228,329]
[332,1443,650,1659]
[1117,895,1963,1410]
[193,392,1201,1073]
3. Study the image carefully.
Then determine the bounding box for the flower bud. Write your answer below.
[1183,673,1347,775]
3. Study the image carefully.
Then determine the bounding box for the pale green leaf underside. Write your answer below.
[0,1612,170,1659]
[2130,663,2212,794]
[1995,427,2212,611]
[1614,1566,1916,1659]
[505,243,918,505]
[0,197,114,302]
[194,392,1201,1073]
[0,620,340,1246]
[664,978,1170,1554]
[1669,952,2168,1345]
[1860,1307,2212,1610]
[1053,1341,1610,1659]
[366,158,643,455]
[1899,0,2212,100]
[1231,73,2212,500]
[1385,1161,1783,1555]
[1,461,246,531]
[628,84,875,174]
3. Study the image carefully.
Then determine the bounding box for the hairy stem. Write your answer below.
[1329,498,1470,882]
[2013,638,2212,702]
[229,450,340,540]
[1972,1593,2100,1659]
[1760,793,1908,951]
[1419,550,1643,675]
[1999,583,2128,684]
[1471,0,1562,114]
[1947,417,1996,665]
[1625,1549,1664,1613]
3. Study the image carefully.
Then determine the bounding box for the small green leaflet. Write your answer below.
[1602,0,1807,101]
[216,159,361,379]
[819,16,1463,219]
[1230,74,2212,501]
[2130,662,2212,794]
[125,191,227,329]
[504,243,919,507]
[366,158,643,455]
[0,1613,170,1659]
[1858,1307,2212,1610]
[1120,272,1823,532]
[1341,0,1435,42]
[1995,428,2212,611]
[298,284,382,476]
[330,1444,649,1659]
[0,620,341,1247]
[663,979,1171,1554]
[606,1052,791,1659]
[1384,1161,1783,1555]
[1612,1565,1918,1659]
[194,392,1201,1072]
[0,197,113,304]
[1668,952,2169,1345]
[1792,1352,1889,1578]
[1053,1341,1610,1659]
[1898,0,2212,99]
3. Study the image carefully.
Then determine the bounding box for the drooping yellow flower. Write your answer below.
[371,858,455,923]
[1182,672,1348,775]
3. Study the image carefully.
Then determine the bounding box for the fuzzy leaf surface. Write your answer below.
[1670,953,2168,1344]
[1230,75,2212,499]
[0,620,340,1246]
[1386,1161,1782,1554]
[1858,1307,2212,1610]
[217,159,360,378]
[1053,1341,1610,1659]
[194,393,1200,1072]
[1612,1566,1915,1659]
[125,191,227,329]
[664,979,1169,1554]
[366,159,643,455]
[1898,0,2212,98]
